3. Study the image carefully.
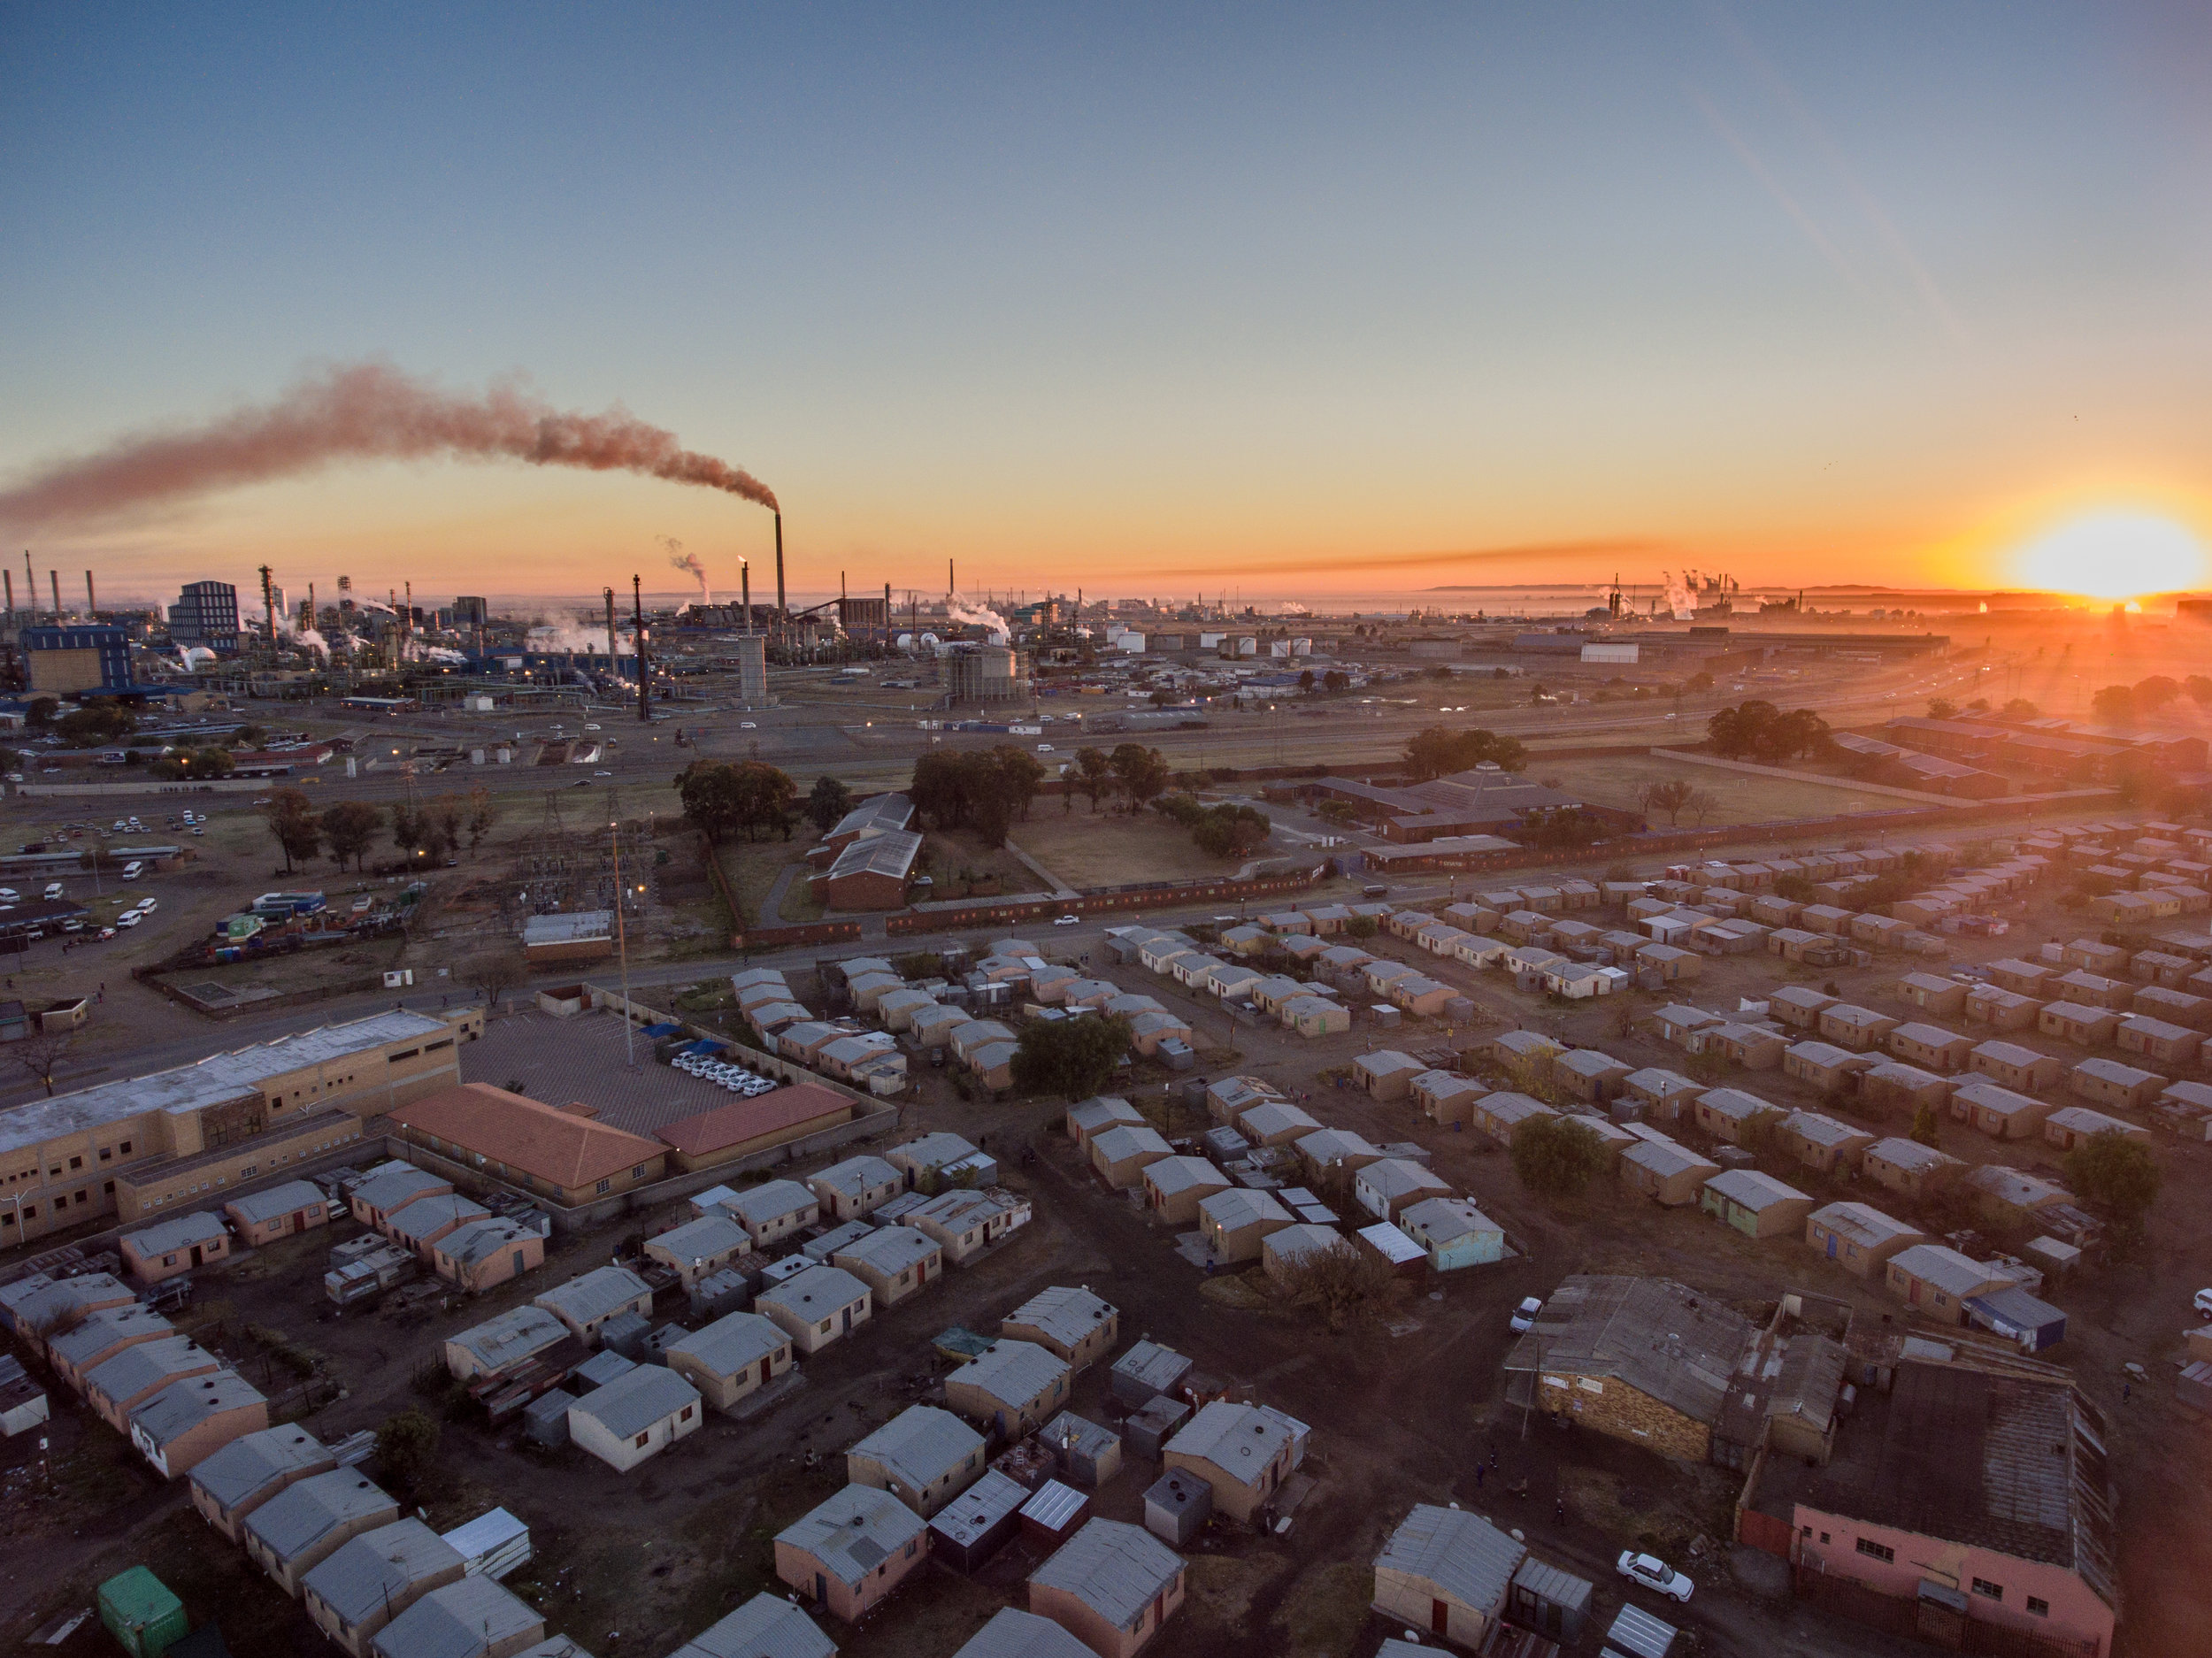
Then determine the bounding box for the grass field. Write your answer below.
[1532,753,1924,825]
[714,836,817,925]
[1012,807,1244,887]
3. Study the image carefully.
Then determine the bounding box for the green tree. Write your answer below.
[1909,1103,1942,1148]
[1639,778,1696,825]
[2185,676,2212,706]
[1269,1236,1404,1332]
[1509,1115,1610,1199]
[1109,743,1171,814]
[374,1408,442,1492]
[806,775,854,834]
[2090,684,2134,722]
[322,802,384,871]
[2001,697,2040,718]
[1010,1013,1131,1101]
[2064,1128,2160,1255]
[1071,747,1114,814]
[1322,669,1349,694]
[1191,803,1271,859]
[262,788,321,874]
[1344,913,1379,940]
[389,802,422,856]
[1298,669,1316,694]
[24,696,58,729]
[56,702,137,746]
[1926,698,1957,719]
[729,761,800,841]
[1515,805,1609,850]
[2134,674,2181,710]
[1402,725,1528,782]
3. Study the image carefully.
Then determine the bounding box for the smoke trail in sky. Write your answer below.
[0,361,778,529]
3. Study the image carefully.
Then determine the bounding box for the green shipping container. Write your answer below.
[97,1567,188,1658]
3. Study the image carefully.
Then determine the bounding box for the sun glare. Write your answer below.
[2010,511,2209,601]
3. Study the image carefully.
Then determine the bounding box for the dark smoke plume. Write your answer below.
[0,361,777,529]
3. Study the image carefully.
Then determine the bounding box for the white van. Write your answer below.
[122,861,144,881]
[42,883,63,900]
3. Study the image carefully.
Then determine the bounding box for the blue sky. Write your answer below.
[4,4,2209,603]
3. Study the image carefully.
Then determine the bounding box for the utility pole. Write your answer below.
[633,576,649,724]
[611,816,635,1068]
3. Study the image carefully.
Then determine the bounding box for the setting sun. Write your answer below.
[2009,511,2210,602]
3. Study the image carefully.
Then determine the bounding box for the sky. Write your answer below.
[4,3,2212,608]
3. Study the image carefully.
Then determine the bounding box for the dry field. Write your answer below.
[1012,809,1240,888]
[1532,752,1925,825]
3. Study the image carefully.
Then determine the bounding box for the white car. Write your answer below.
[138,898,157,913]
[740,721,757,730]
[1617,1552,1694,1604]
[117,912,142,928]
[1509,1295,1543,1333]
[2194,1288,2212,1319]
[42,884,64,900]
[1036,744,1054,753]
[584,723,601,731]
[1054,914,1080,927]
[0,888,17,902]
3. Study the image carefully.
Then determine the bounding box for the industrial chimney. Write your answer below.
[773,512,786,622]
[85,571,96,617]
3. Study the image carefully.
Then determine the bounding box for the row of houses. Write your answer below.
[176,1423,557,1657]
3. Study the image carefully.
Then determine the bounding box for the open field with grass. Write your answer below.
[1012,808,1241,887]
[1532,752,1926,825]
[714,834,817,925]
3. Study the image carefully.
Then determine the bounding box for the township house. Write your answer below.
[1355,1050,1425,1101]
[1163,1400,1310,1524]
[2070,1058,2165,1112]
[847,1403,987,1516]
[244,1468,401,1597]
[909,1187,1026,1264]
[775,1484,928,1622]
[534,1266,652,1343]
[1372,1502,1528,1652]
[1356,1158,1452,1222]
[1863,1138,1963,1199]
[302,1518,465,1658]
[1090,1124,1172,1190]
[758,1265,873,1355]
[719,1178,820,1246]
[1778,1110,1874,1174]
[1200,1188,1295,1263]
[664,1311,794,1413]
[188,1424,335,1543]
[644,1215,751,1287]
[1026,1517,1187,1658]
[945,1339,1071,1438]
[1950,1081,2055,1141]
[429,1216,542,1293]
[1970,1040,2064,1094]
[1805,1201,1924,1278]
[1065,1096,1144,1149]
[1003,1286,1118,1367]
[567,1364,703,1473]
[834,1227,943,1307]
[223,1179,330,1247]
[1884,1244,2008,1324]
[119,1214,232,1285]
[1618,1136,1720,1207]
[1701,1170,1814,1240]
[1142,1157,1231,1225]
[808,1155,904,1222]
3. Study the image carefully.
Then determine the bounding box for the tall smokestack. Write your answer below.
[24,552,34,617]
[308,581,316,626]
[741,560,751,633]
[773,512,786,621]
[85,571,96,616]
[260,564,276,644]
[49,570,59,617]
[633,575,649,723]
[948,559,954,602]
[3,571,12,613]
[604,587,617,665]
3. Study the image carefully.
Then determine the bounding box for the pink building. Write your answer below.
[1746,1355,2116,1657]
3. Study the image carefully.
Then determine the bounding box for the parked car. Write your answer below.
[117,913,142,928]
[1054,914,1080,927]
[0,888,17,902]
[2195,1288,2212,1319]
[1509,1295,1543,1333]
[1617,1552,1694,1603]
[138,898,158,913]
[42,884,64,899]
[96,926,116,940]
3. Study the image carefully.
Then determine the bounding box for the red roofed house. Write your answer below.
[386,1084,667,1206]
[656,1081,856,1172]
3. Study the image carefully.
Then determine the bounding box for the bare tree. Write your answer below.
[1685,788,1719,827]
[462,948,526,1010]
[13,1028,76,1097]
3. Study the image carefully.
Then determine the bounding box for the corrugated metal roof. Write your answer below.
[535,1266,649,1327]
[931,1468,1028,1549]
[302,1519,464,1623]
[570,1363,697,1439]
[130,1369,265,1449]
[950,1339,1068,1406]
[849,1405,982,1490]
[1005,1286,1116,1349]
[226,1179,327,1226]
[666,1311,787,1378]
[724,1178,818,1227]
[1377,1502,1525,1616]
[370,1576,540,1658]
[352,1164,449,1216]
[1164,1401,1303,1483]
[1198,1187,1291,1231]
[449,1305,566,1374]
[648,1215,750,1266]
[835,1225,940,1277]
[50,1304,172,1371]
[188,1424,327,1508]
[810,1155,902,1201]
[1027,1517,1181,1630]
[948,1607,1095,1658]
[1110,1340,1191,1394]
[245,1469,397,1563]
[1019,1478,1088,1531]
[1702,1169,1809,1210]
[84,1333,215,1406]
[758,1264,869,1318]
[672,1591,835,1658]
[121,1210,228,1258]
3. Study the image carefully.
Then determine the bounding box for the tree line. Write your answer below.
[260,787,497,876]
